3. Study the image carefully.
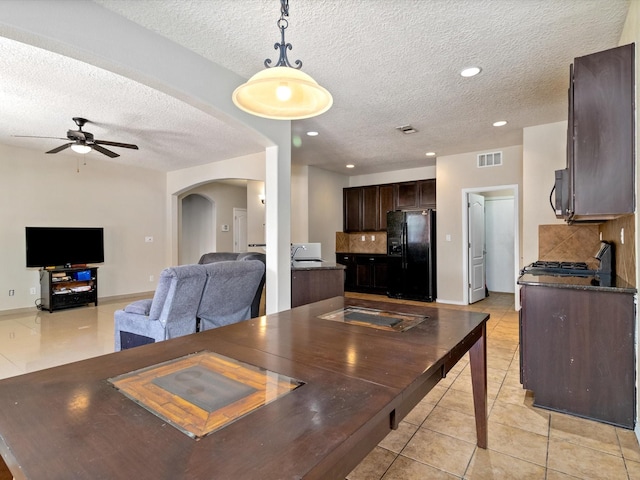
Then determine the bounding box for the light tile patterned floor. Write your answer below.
[345,292,640,480]
[0,292,638,479]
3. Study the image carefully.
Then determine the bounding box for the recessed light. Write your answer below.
[306,131,319,136]
[460,66,482,77]
[346,164,355,169]
[493,120,507,127]
[425,152,436,157]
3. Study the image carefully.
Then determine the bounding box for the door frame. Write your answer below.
[461,184,520,309]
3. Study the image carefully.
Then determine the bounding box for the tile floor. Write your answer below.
[345,292,640,480]
[0,292,638,479]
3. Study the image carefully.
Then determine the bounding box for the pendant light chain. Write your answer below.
[264,0,302,69]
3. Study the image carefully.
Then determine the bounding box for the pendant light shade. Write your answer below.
[232,0,332,120]
[232,66,332,120]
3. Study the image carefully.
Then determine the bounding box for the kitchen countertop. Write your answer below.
[291,260,346,271]
[518,273,636,294]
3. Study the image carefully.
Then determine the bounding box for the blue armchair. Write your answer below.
[114,264,207,351]
[197,260,265,331]
[198,252,266,318]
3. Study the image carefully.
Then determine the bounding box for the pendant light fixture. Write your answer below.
[232,0,333,120]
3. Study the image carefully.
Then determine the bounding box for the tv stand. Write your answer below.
[40,267,98,312]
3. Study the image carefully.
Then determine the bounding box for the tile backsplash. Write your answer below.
[538,217,635,286]
[599,214,635,285]
[335,232,387,254]
[538,224,601,268]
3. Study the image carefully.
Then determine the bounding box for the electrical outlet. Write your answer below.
[145,236,153,243]
[361,235,365,241]
[620,227,625,245]
[8,290,14,296]
[30,287,36,295]
[371,235,375,241]
[149,275,155,282]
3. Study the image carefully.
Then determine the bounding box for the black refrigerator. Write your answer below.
[386,210,436,302]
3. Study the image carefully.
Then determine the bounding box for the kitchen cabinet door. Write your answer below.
[569,43,634,221]
[520,284,634,428]
[335,254,356,290]
[418,179,436,209]
[378,184,395,230]
[361,186,379,231]
[396,182,418,209]
[355,255,388,293]
[343,188,362,232]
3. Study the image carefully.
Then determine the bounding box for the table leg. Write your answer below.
[469,323,487,449]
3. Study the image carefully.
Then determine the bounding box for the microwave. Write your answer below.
[553,168,570,219]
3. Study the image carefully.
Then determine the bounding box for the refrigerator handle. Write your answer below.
[402,222,408,269]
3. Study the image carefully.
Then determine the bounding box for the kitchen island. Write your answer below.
[518,273,636,428]
[291,260,346,308]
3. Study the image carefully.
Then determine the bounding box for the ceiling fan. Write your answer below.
[15,117,139,158]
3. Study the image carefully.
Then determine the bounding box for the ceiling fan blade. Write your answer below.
[92,144,120,158]
[46,143,72,154]
[13,135,68,140]
[94,140,139,150]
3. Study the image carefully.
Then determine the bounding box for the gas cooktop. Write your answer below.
[521,261,597,277]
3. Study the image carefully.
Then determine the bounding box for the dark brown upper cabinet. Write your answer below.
[378,184,395,231]
[343,179,436,232]
[566,43,634,222]
[396,180,436,210]
[343,186,380,232]
[343,187,362,232]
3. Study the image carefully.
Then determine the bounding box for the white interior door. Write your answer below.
[233,208,247,252]
[468,193,486,303]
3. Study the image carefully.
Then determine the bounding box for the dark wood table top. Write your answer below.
[0,296,488,480]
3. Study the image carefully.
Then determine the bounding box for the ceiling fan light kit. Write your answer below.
[232,0,332,120]
[70,144,92,154]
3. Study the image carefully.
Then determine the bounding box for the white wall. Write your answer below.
[0,144,166,311]
[179,182,247,254]
[522,122,567,264]
[291,164,310,243]
[436,145,523,304]
[349,165,436,187]
[485,197,516,293]
[180,194,213,264]
[308,166,349,257]
[246,180,265,250]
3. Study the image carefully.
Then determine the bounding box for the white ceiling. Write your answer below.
[0,0,631,175]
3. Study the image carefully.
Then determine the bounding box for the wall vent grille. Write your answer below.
[477,151,503,168]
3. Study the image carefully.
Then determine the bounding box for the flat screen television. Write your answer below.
[25,227,104,268]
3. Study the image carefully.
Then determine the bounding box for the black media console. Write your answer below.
[40,267,98,312]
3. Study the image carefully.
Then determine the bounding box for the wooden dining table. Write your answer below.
[0,296,488,479]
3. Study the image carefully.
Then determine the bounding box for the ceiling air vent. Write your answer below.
[396,124,418,134]
[477,151,502,168]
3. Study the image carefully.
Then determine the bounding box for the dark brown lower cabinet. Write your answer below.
[291,268,345,308]
[520,285,635,428]
[336,254,388,294]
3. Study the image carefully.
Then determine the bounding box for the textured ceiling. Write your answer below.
[0,0,631,175]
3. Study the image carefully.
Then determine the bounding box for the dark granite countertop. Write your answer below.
[291,260,346,271]
[518,273,636,294]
